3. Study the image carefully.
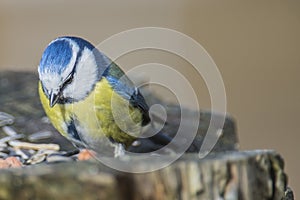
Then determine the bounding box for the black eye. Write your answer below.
[65,76,73,84]
[61,73,73,89]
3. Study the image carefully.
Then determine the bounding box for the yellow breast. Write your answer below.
[38,77,143,147]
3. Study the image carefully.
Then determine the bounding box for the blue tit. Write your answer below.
[38,36,170,156]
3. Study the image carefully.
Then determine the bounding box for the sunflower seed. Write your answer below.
[37,149,60,155]
[8,148,19,157]
[2,126,17,136]
[0,134,24,143]
[14,149,29,160]
[26,153,46,165]
[0,152,8,158]
[0,112,14,127]
[0,143,7,148]
[28,149,36,155]
[41,116,51,124]
[46,154,74,163]
[28,131,53,142]
[8,141,60,151]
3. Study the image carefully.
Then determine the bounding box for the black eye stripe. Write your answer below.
[65,74,73,83]
[61,73,74,89]
[60,44,83,90]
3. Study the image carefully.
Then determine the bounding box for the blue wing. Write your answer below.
[103,63,150,125]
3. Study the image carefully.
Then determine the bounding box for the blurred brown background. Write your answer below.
[0,0,299,196]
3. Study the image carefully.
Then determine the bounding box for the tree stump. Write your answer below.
[0,151,291,200]
[0,71,294,200]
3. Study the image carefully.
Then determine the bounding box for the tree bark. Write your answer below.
[0,150,291,200]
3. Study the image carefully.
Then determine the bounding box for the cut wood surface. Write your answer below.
[0,150,290,200]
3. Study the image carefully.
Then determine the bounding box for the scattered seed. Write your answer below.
[0,152,8,158]
[26,153,46,165]
[41,117,50,124]
[0,112,14,127]
[8,148,20,157]
[46,154,74,163]
[0,113,77,166]
[28,131,53,142]
[2,126,17,136]
[37,149,60,155]
[8,141,60,151]
[28,149,36,155]
[0,134,24,144]
[14,149,29,160]
[62,149,80,157]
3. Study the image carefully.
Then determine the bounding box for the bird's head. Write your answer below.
[38,36,110,107]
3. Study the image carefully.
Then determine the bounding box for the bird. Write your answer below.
[38,36,172,157]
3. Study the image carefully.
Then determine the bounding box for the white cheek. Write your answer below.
[63,47,99,100]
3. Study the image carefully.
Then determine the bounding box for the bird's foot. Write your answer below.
[77,149,95,161]
[114,144,125,158]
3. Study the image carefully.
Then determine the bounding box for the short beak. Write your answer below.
[49,91,60,107]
